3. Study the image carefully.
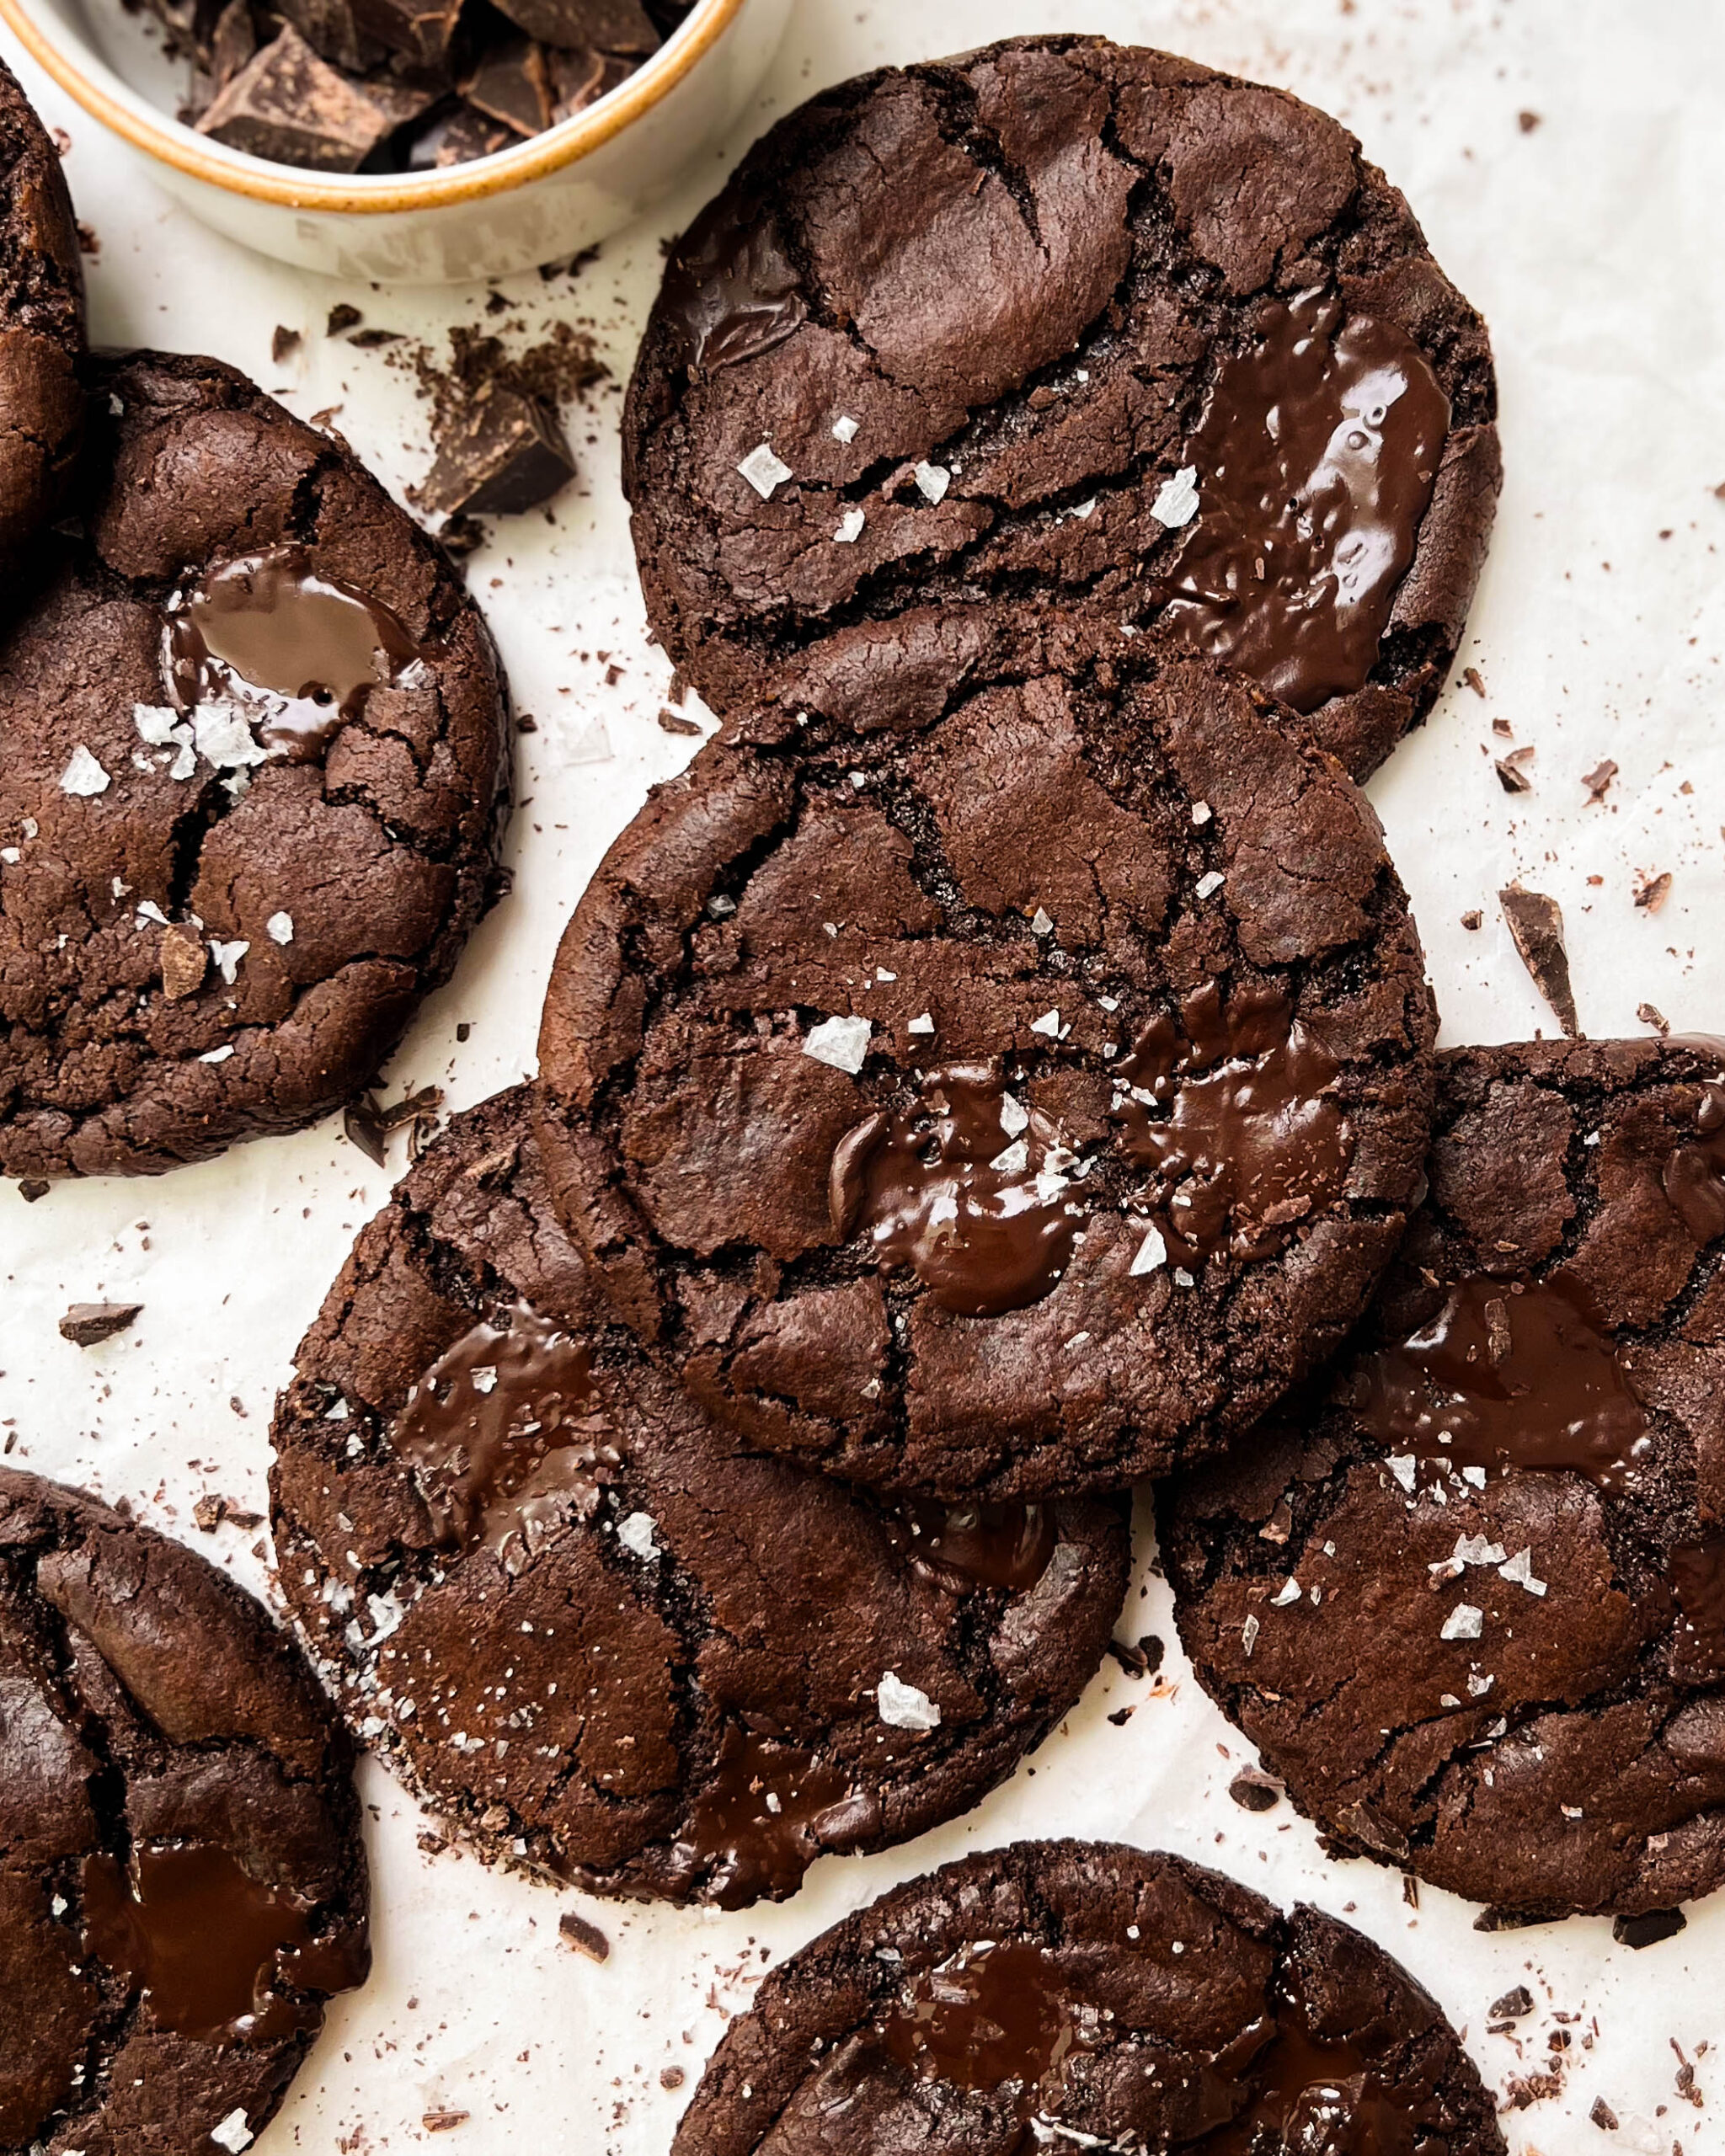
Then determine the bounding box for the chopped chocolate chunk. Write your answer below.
[349,328,404,347]
[275,0,377,73]
[351,0,464,65]
[271,324,302,366]
[1461,909,1482,930]
[657,707,702,735]
[1138,1634,1165,1674]
[1499,884,1578,1037]
[1518,109,1541,131]
[1637,1002,1669,1034]
[355,75,441,131]
[344,1097,389,1166]
[1588,2097,1619,2132]
[18,1178,50,1203]
[408,101,515,168]
[1633,869,1672,911]
[1462,665,1487,697]
[416,382,575,517]
[1490,1987,1534,2020]
[327,302,362,335]
[1490,715,1511,736]
[58,1301,143,1346]
[462,37,554,134]
[193,1492,267,1532]
[439,513,486,557]
[1228,1766,1282,1812]
[1106,1638,1148,1677]
[197,27,391,171]
[1494,748,1534,792]
[1611,1907,1686,1949]
[75,221,98,255]
[660,2065,686,2091]
[547,44,630,120]
[490,0,657,52]
[158,923,207,1000]
[206,0,258,93]
[1583,757,1618,801]
[558,1908,611,1961]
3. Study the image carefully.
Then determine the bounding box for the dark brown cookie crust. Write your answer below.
[623,35,1499,780]
[1165,1039,1725,1922]
[0,61,83,579]
[0,350,510,1180]
[270,1086,1130,1907]
[0,1466,369,2156]
[535,620,1437,1500]
[674,1839,1505,2156]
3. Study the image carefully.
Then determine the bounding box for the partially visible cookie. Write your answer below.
[674,1839,1506,2154]
[1165,1038,1725,1922]
[0,1466,369,2156]
[0,350,510,1178]
[270,1088,1130,1908]
[0,61,83,578]
[624,35,1499,779]
[535,622,1436,1499]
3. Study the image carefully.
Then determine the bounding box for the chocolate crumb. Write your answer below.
[515,713,537,733]
[1228,1766,1282,1812]
[1637,1002,1670,1035]
[1461,909,1482,931]
[58,1301,143,1346]
[423,2114,470,2133]
[1490,1986,1535,2020]
[1401,1872,1419,1908]
[417,1831,450,1856]
[271,324,302,366]
[193,1493,265,1532]
[439,513,486,557]
[658,708,703,736]
[558,1908,610,1962]
[1583,758,1618,802]
[1494,750,1534,792]
[349,328,403,348]
[1589,2097,1619,2132]
[1612,1907,1686,1949]
[1138,1634,1165,1674]
[18,1179,50,1203]
[660,2066,686,2091]
[1634,869,1673,912]
[1462,666,1487,697]
[1106,1705,1134,1726]
[1490,714,1511,736]
[76,221,98,254]
[1519,110,1542,131]
[327,302,362,335]
[1105,1638,1148,1676]
[1499,885,1578,1037]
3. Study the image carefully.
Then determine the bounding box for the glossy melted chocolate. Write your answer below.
[1112,983,1353,1264]
[885,1498,1057,1593]
[391,1300,618,1570]
[875,1940,1097,2108]
[1348,1273,1652,1492]
[831,1064,1082,1316]
[81,1843,336,2039]
[668,1726,876,1909]
[164,543,420,759]
[659,189,806,371]
[1162,289,1450,714]
[1201,2004,1423,2154]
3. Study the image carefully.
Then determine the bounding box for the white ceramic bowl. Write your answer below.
[0,0,791,280]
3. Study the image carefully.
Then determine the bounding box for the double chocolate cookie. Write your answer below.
[624,35,1500,779]
[535,623,1436,1499]
[1166,1039,1725,1922]
[270,1087,1130,1907]
[675,1839,1505,2154]
[0,61,83,579]
[0,1467,369,2155]
[0,350,509,1179]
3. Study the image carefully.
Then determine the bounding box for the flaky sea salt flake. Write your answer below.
[1029,1009,1061,1038]
[60,746,110,796]
[878,1671,941,1731]
[1151,465,1200,527]
[1499,1546,1547,1595]
[211,2112,254,2153]
[266,911,294,944]
[1386,1455,1417,1492]
[804,1014,872,1074]
[617,1512,660,1560]
[913,461,950,504]
[1195,871,1226,900]
[737,441,792,498]
[833,507,866,544]
[1271,1577,1301,1608]
[1130,1225,1167,1276]
[1440,1603,1483,1642]
[209,939,249,985]
[831,414,859,444]
[998,1091,1029,1138]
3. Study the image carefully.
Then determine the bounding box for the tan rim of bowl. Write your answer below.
[0,0,745,211]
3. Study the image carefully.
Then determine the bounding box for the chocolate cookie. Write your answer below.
[534,623,1436,1499]
[0,1466,369,2156]
[0,349,509,1179]
[674,1839,1505,2155]
[269,1086,1130,1907]
[0,61,83,579]
[1165,1038,1725,1923]
[623,35,1500,780]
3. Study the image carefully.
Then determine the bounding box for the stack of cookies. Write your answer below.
[3,29,1714,2156]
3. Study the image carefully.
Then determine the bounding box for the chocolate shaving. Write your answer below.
[271,324,302,365]
[1583,757,1618,802]
[1633,869,1672,912]
[59,1302,143,1346]
[1499,884,1579,1037]
[1637,1002,1669,1035]
[558,1908,610,1961]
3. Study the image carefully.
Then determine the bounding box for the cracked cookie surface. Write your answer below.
[0,350,510,1179]
[534,618,1436,1500]
[1165,1039,1725,1922]
[623,35,1499,780]
[0,1466,369,2156]
[0,61,83,583]
[269,1086,1130,1908]
[673,1838,1505,2155]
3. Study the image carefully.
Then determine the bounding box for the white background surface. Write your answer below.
[2,2,1724,2150]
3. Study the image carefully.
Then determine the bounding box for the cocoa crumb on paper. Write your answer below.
[58,1301,142,1346]
[1583,758,1618,801]
[1634,870,1673,912]
[1638,1003,1670,1035]
[1499,886,1579,1037]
